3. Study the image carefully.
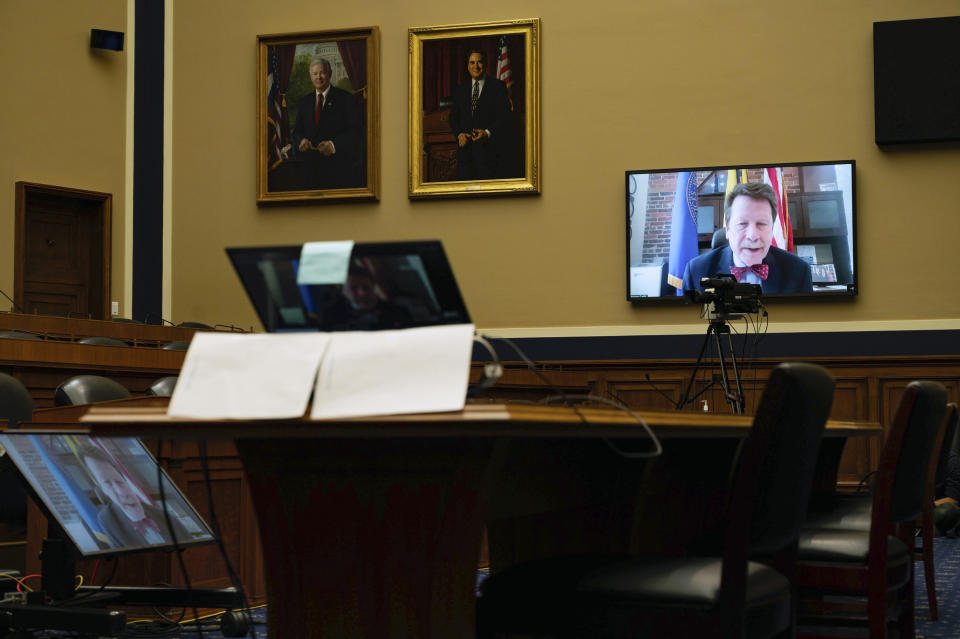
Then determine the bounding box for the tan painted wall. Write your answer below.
[0,0,128,315]
[170,0,960,333]
[7,1,957,333]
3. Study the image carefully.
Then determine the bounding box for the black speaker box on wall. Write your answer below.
[90,29,124,51]
[874,16,960,145]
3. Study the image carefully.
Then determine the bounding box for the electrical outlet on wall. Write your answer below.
[111,301,119,316]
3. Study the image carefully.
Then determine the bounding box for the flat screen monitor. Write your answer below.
[874,16,960,145]
[0,433,215,557]
[226,240,471,332]
[625,161,857,302]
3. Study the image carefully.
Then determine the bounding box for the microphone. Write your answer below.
[215,324,247,333]
[641,373,679,409]
[144,314,177,326]
[467,333,503,397]
[0,288,26,314]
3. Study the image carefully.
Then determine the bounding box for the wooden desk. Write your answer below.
[81,404,880,639]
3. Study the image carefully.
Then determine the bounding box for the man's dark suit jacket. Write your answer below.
[290,86,362,189]
[449,75,519,180]
[97,501,193,549]
[681,245,814,294]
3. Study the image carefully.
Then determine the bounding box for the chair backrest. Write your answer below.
[162,340,190,351]
[711,228,728,250]
[0,330,42,340]
[0,372,35,428]
[730,362,836,556]
[935,404,960,498]
[77,336,131,347]
[883,381,947,524]
[177,321,212,329]
[145,376,178,397]
[54,375,132,406]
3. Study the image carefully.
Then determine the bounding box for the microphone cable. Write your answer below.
[479,335,662,460]
[154,439,204,639]
[468,333,503,396]
[0,287,26,313]
[198,440,255,638]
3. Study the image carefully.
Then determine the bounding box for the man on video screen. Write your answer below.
[682,182,812,295]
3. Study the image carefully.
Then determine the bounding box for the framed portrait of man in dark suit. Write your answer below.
[257,28,380,204]
[408,19,540,199]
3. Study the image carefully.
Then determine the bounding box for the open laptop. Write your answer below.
[225,240,471,332]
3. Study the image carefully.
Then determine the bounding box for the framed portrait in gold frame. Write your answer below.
[256,27,379,204]
[408,19,540,199]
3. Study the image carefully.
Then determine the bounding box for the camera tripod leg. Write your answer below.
[725,330,746,414]
[712,328,735,409]
[676,324,716,410]
[710,327,746,414]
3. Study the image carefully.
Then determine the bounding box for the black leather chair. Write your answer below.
[177,321,212,329]
[0,373,35,534]
[54,375,132,407]
[145,376,178,397]
[933,402,960,501]
[477,363,836,639]
[711,227,728,249]
[77,336,131,347]
[0,330,41,340]
[796,381,946,639]
[162,340,191,351]
[916,402,957,619]
[802,399,957,622]
[0,373,35,429]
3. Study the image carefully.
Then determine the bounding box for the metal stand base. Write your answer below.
[0,536,246,638]
[676,319,746,414]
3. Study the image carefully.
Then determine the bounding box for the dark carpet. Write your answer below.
[916,535,960,639]
[8,537,960,638]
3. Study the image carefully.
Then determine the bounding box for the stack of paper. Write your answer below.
[167,324,475,420]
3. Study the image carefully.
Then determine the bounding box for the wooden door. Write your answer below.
[14,182,111,319]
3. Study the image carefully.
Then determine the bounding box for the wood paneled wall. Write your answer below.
[471,356,960,489]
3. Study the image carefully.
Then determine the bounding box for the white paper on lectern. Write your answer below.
[169,332,331,419]
[310,324,475,420]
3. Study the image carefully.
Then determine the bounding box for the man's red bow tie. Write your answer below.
[730,264,769,282]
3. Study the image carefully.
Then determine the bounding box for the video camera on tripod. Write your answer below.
[676,274,764,414]
[685,275,762,320]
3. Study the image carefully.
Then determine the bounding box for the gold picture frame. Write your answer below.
[257,27,379,204]
[408,18,540,199]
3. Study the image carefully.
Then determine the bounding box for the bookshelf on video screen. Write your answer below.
[0,433,215,557]
[626,160,856,302]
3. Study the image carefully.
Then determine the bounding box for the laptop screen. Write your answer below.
[225,241,471,332]
[0,433,215,557]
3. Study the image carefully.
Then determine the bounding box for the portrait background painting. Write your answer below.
[420,34,526,183]
[408,19,540,199]
[257,29,379,204]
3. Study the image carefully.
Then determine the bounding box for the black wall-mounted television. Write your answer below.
[874,16,960,145]
[626,160,857,302]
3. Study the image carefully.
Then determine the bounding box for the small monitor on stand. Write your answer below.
[0,433,247,636]
[0,433,215,558]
